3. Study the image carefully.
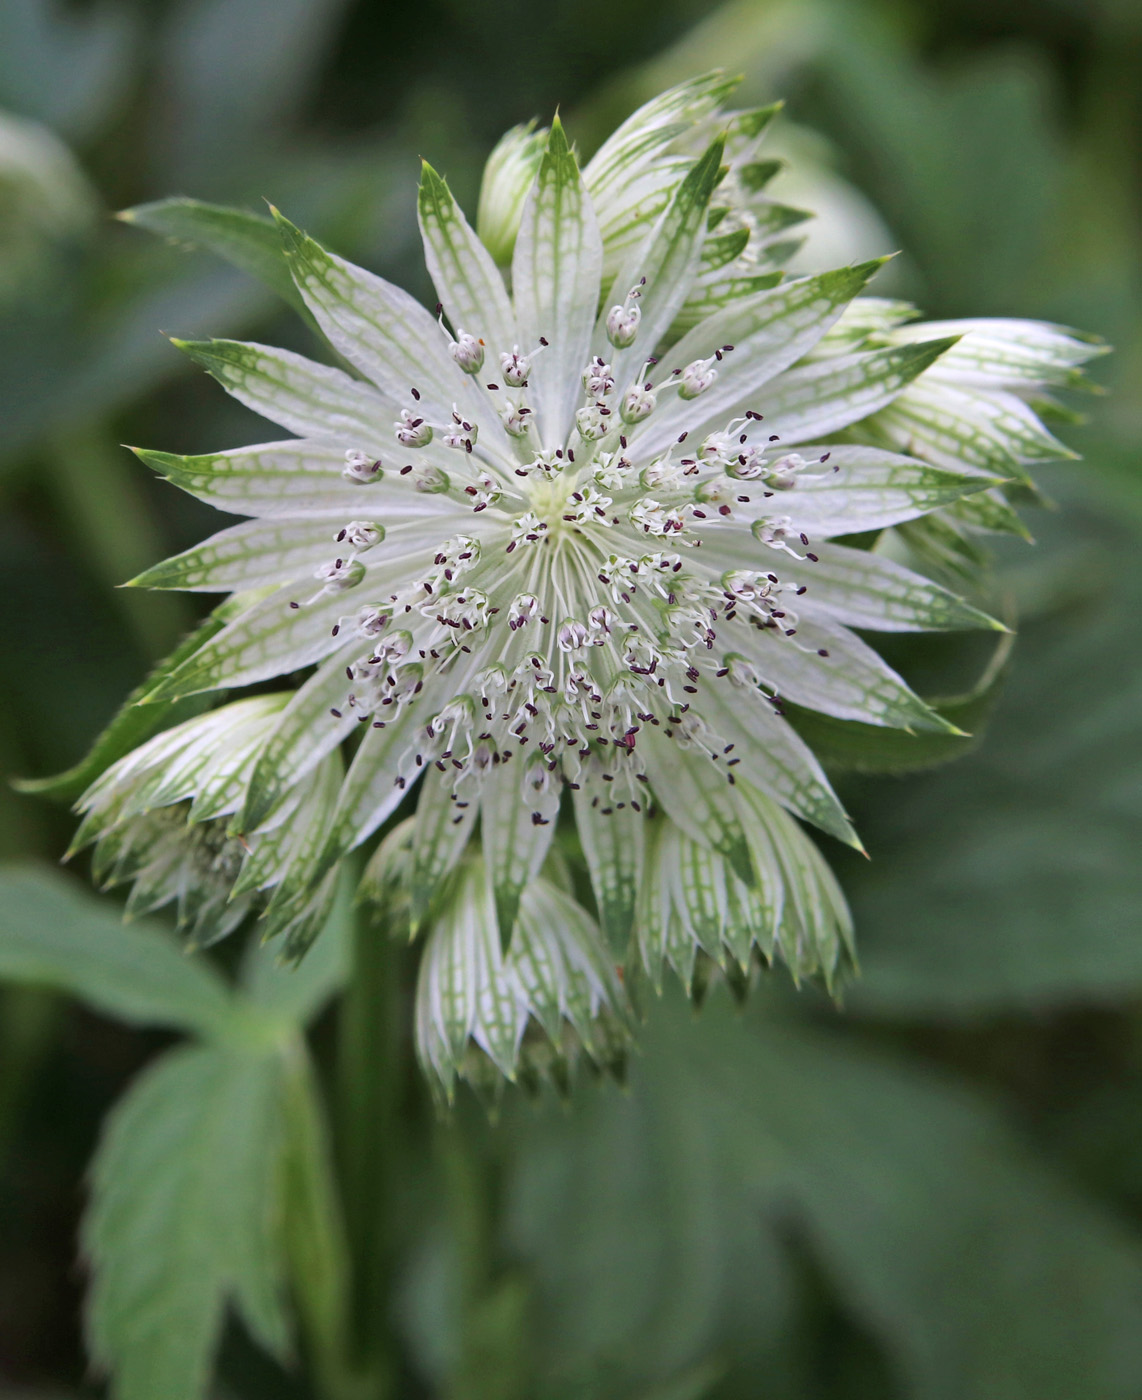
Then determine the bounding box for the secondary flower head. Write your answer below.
[82,73,1104,1099]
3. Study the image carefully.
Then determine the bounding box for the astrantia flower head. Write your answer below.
[77,73,1105,1100]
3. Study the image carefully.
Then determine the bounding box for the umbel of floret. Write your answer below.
[55,71,1105,1098]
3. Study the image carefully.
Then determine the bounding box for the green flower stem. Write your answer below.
[279,1035,368,1400]
[439,1114,531,1400]
[334,881,401,1396]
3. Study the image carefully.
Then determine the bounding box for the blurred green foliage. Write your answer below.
[1,0,1140,1396]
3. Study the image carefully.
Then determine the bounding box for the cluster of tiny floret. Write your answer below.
[289,276,840,822]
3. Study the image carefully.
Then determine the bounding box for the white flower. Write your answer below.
[87,72,1104,1091]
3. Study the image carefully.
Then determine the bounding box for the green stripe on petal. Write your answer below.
[600,135,726,389]
[229,756,337,896]
[677,836,733,961]
[310,711,430,874]
[570,769,645,955]
[738,784,854,985]
[670,270,785,336]
[145,588,351,699]
[864,380,1075,476]
[418,162,516,364]
[887,317,1108,389]
[632,262,892,459]
[639,734,753,883]
[699,685,858,848]
[409,767,478,931]
[272,210,500,448]
[738,445,997,537]
[237,642,367,830]
[129,519,337,593]
[130,439,469,519]
[415,859,523,1092]
[790,542,1003,633]
[479,757,562,953]
[512,116,604,446]
[739,618,960,733]
[757,338,961,445]
[172,338,391,444]
[257,757,345,956]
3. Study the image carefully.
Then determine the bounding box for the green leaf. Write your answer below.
[0,865,233,1037]
[82,1043,289,1400]
[844,524,1142,1014]
[506,994,1142,1400]
[242,866,351,1025]
[119,198,308,320]
[14,614,224,802]
[512,116,604,446]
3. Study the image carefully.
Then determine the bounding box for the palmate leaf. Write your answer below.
[501,994,1142,1400]
[0,865,233,1037]
[82,1043,290,1400]
[846,504,1142,1016]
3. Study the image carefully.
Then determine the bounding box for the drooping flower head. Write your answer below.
[73,74,1104,1100]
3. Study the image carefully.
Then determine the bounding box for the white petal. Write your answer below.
[174,338,392,443]
[512,118,603,446]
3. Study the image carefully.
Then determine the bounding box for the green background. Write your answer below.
[1,0,1140,1395]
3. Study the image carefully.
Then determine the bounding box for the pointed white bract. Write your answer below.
[85,73,1104,1094]
[72,698,342,955]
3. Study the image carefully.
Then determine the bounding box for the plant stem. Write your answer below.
[439,1112,531,1400]
[335,884,401,1396]
[279,1036,363,1400]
